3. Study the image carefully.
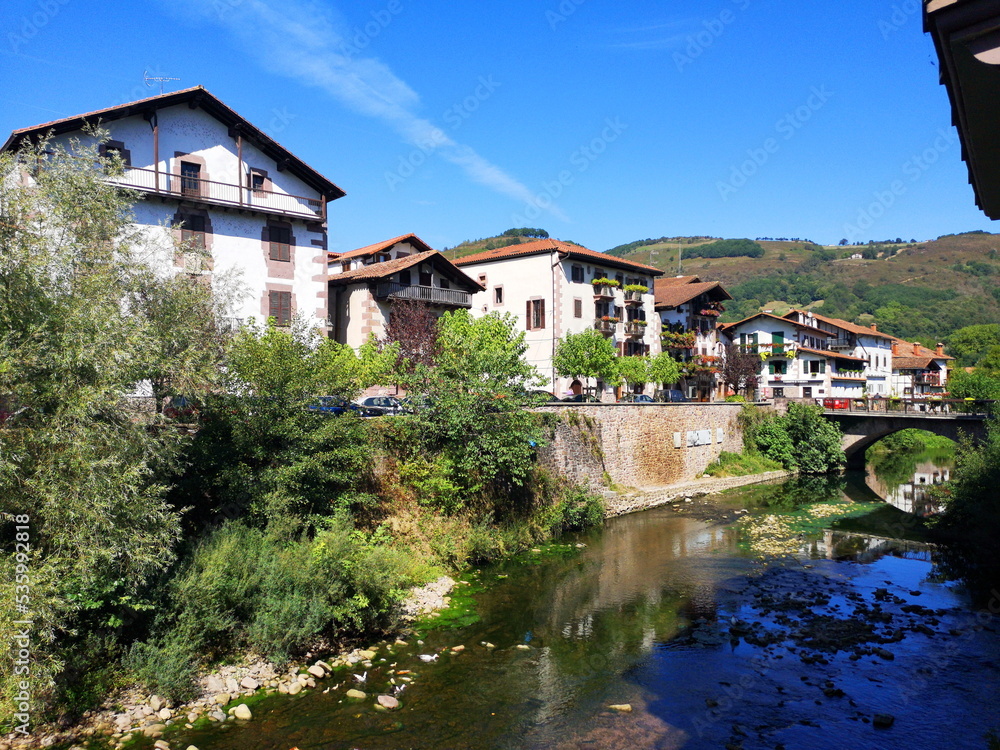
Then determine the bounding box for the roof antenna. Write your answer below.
[144,70,181,95]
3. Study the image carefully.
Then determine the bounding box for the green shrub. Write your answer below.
[553,484,605,532]
[398,455,465,514]
[703,451,783,477]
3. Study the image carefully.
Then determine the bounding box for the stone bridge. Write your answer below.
[822,402,993,469]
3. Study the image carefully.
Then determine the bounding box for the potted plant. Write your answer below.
[591,278,620,297]
[623,283,648,302]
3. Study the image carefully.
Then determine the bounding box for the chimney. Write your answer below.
[936,343,945,357]
[870,324,878,332]
[891,341,899,356]
[913,342,921,356]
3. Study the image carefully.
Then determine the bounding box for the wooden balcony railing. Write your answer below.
[374,282,472,307]
[107,165,324,219]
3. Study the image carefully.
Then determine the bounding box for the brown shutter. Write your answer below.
[280,292,292,324]
[526,300,532,330]
[540,300,546,330]
[268,290,279,319]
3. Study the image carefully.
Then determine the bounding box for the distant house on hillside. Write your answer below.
[655,276,732,401]
[2,86,345,332]
[327,234,483,349]
[453,239,664,398]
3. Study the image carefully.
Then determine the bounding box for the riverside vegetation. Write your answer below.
[0,138,604,733]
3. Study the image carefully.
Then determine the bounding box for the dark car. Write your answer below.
[308,396,380,417]
[560,393,602,403]
[655,389,689,403]
[618,393,656,404]
[528,390,559,403]
[358,396,403,416]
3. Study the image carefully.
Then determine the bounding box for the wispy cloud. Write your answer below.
[166,0,564,218]
[601,17,695,51]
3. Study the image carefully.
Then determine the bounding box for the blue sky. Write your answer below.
[1,0,994,253]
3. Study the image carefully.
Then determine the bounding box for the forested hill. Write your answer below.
[444,229,999,346]
[608,231,1000,345]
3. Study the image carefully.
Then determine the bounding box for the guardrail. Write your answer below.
[374,282,472,307]
[823,398,996,416]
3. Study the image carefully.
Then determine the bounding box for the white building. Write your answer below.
[655,276,733,401]
[453,239,665,398]
[327,234,483,349]
[2,86,344,332]
[888,340,952,397]
[783,311,896,397]
[719,312,867,400]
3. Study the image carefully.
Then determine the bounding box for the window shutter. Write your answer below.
[574,299,582,318]
[768,362,775,375]
[526,300,532,330]
[281,292,291,324]
[820,361,826,374]
[268,291,279,319]
[540,300,546,330]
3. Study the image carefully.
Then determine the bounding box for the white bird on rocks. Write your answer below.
[393,683,408,696]
[352,671,367,683]
[418,654,438,663]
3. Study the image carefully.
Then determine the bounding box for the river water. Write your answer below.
[169,465,1000,750]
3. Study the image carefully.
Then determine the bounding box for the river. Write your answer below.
[166,461,1000,750]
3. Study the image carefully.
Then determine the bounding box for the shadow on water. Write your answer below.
[161,469,1000,750]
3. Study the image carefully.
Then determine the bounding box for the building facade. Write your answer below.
[328,235,483,349]
[453,240,664,398]
[655,276,733,401]
[889,340,952,397]
[2,86,344,332]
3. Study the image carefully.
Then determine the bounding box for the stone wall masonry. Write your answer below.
[536,403,746,490]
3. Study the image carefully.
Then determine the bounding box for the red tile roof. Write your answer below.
[334,233,435,262]
[656,275,702,287]
[784,310,895,341]
[893,357,940,370]
[2,85,345,200]
[328,250,484,290]
[655,281,732,309]
[797,346,868,363]
[453,239,665,275]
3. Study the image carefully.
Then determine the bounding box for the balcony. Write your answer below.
[592,283,617,299]
[107,165,325,220]
[831,371,866,381]
[594,318,618,335]
[624,289,644,304]
[829,338,855,350]
[624,320,647,337]
[374,282,472,308]
[914,372,942,386]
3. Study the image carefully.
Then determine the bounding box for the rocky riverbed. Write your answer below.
[0,576,457,750]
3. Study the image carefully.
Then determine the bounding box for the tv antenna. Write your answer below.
[144,70,180,95]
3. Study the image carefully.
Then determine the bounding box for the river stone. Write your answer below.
[308,665,325,678]
[210,710,226,722]
[153,740,170,750]
[377,695,399,709]
[225,677,239,693]
[212,693,231,705]
[346,689,367,700]
[451,645,465,653]
[609,704,632,713]
[316,660,333,671]
[240,676,259,690]
[359,650,377,660]
[232,704,252,721]
[516,644,531,650]
[149,695,164,712]
[206,676,225,693]
[186,746,201,750]
[157,708,172,721]
[142,724,167,737]
[874,713,895,729]
[287,682,303,696]
[296,674,310,685]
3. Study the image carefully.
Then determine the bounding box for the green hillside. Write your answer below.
[443,228,1000,346]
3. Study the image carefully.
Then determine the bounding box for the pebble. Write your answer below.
[377,695,399,709]
[346,689,367,700]
[609,704,632,713]
[287,682,303,696]
[232,704,252,721]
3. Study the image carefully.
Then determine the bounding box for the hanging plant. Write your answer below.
[623,284,649,293]
[591,278,620,288]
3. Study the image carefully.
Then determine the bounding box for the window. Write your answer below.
[571,265,584,283]
[615,273,624,286]
[249,170,266,195]
[268,291,292,325]
[179,215,206,249]
[768,360,787,375]
[180,161,201,197]
[495,287,504,305]
[341,261,351,273]
[596,300,612,318]
[526,299,545,331]
[399,269,411,285]
[773,387,785,398]
[805,360,826,375]
[419,265,432,286]
[478,273,487,286]
[376,252,391,263]
[574,298,582,318]
[440,278,450,290]
[268,225,291,262]
[803,387,813,398]
[100,140,130,166]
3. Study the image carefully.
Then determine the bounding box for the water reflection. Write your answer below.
[865,447,955,516]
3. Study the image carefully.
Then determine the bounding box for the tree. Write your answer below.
[553,330,619,391]
[0,135,226,719]
[839,238,849,246]
[647,352,681,389]
[616,355,649,391]
[380,298,436,373]
[947,324,1000,367]
[721,344,761,397]
[947,369,1000,400]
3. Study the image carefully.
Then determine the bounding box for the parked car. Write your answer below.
[308,396,380,417]
[163,395,198,420]
[528,390,559,403]
[655,389,689,403]
[618,393,656,404]
[358,396,404,416]
[560,393,602,403]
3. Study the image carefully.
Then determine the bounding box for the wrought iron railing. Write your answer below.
[374,282,472,307]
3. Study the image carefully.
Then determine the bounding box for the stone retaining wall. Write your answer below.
[536,403,746,490]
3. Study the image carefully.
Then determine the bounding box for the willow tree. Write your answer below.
[0,135,229,724]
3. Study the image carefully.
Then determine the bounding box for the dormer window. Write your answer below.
[376,252,391,263]
[248,168,268,196]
